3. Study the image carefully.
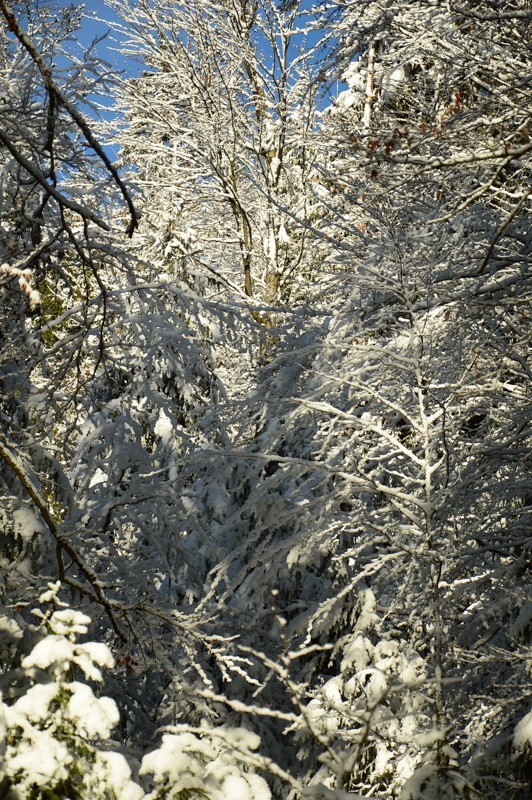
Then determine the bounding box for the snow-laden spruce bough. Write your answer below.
[0,582,273,799]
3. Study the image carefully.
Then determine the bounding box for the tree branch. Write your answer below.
[0,0,138,236]
[0,433,127,642]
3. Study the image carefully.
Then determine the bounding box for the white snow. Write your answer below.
[9,683,58,724]
[154,408,174,443]
[84,752,145,800]
[12,508,45,540]
[140,732,210,786]
[6,729,72,790]
[67,681,120,738]
[514,709,532,755]
[341,634,374,672]
[49,608,91,636]
[21,635,75,672]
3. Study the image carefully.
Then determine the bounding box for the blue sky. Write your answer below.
[76,0,335,84]
[57,1,138,79]
[57,0,342,126]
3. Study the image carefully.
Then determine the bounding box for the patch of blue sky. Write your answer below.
[50,0,346,153]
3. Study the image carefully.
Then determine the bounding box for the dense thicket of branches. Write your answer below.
[0,1,530,799]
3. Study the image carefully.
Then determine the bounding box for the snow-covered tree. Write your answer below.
[0,0,137,610]
[0,582,145,799]
[0,581,274,800]
[0,0,230,731]
[1,1,530,798]
[110,0,330,316]
[174,1,531,796]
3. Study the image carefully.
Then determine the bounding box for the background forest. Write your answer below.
[0,1,530,798]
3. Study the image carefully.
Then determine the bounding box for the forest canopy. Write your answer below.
[0,1,530,798]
